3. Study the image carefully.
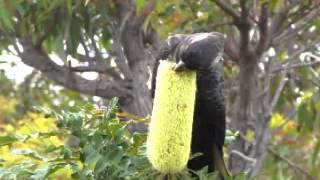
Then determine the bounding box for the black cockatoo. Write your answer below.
[151,32,229,178]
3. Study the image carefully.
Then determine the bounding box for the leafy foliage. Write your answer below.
[0,98,242,179]
[0,0,319,179]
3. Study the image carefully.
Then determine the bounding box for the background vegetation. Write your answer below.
[0,0,320,179]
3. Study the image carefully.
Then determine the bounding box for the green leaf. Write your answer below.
[31,164,66,180]
[234,172,248,180]
[66,0,73,16]
[93,156,109,176]
[66,19,81,55]
[0,134,19,146]
[107,146,123,164]
[83,144,101,169]
[12,149,44,160]
[297,102,315,132]
[0,1,14,30]
[311,134,320,166]
[136,0,145,13]
[53,35,66,61]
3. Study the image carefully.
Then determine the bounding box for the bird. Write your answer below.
[151,32,230,179]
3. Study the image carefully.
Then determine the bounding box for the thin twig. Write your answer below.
[135,0,157,28]
[269,71,287,113]
[0,27,21,55]
[189,21,233,33]
[268,147,315,180]
[256,3,270,58]
[211,0,240,20]
[69,63,114,74]
[273,8,320,46]
[272,60,320,73]
[231,150,257,164]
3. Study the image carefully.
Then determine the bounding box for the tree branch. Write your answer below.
[224,33,240,62]
[269,70,287,113]
[236,0,251,55]
[272,59,320,73]
[256,3,270,58]
[269,4,290,37]
[211,0,240,20]
[273,8,320,46]
[74,53,121,79]
[109,23,133,79]
[135,0,157,28]
[69,61,117,75]
[268,147,315,180]
[189,20,233,33]
[19,38,131,100]
[271,37,320,73]
[231,150,257,164]
[240,0,249,19]
[0,27,22,55]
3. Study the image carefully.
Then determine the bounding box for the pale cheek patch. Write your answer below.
[190,33,210,44]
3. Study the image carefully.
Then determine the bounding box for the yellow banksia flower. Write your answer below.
[147,61,197,173]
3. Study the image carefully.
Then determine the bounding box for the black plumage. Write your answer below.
[152,32,229,178]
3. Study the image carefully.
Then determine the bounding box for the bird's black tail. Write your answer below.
[213,144,231,180]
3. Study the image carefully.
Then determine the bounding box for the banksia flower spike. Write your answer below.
[147,61,197,173]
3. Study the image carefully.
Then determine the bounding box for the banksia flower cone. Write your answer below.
[147,61,197,173]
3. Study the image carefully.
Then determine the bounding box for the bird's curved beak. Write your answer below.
[174,61,186,71]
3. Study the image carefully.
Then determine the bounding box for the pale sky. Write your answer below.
[0,44,99,85]
[0,53,33,84]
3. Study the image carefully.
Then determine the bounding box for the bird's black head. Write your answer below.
[172,32,225,71]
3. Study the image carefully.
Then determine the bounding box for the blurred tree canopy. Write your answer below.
[0,0,320,179]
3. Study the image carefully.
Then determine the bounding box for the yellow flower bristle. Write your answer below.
[147,60,197,173]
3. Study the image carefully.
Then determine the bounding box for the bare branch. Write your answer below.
[185,0,198,19]
[273,8,320,45]
[235,0,252,55]
[231,150,257,164]
[271,37,320,73]
[19,38,131,99]
[109,23,133,79]
[211,0,240,20]
[256,3,270,58]
[79,32,90,57]
[69,62,115,74]
[240,0,249,19]
[0,27,21,55]
[269,71,287,113]
[135,0,157,28]
[269,53,319,111]
[224,34,240,62]
[190,21,233,33]
[270,4,290,37]
[272,59,320,73]
[268,147,315,180]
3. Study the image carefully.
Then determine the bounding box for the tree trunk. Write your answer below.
[229,51,258,174]
[113,0,157,131]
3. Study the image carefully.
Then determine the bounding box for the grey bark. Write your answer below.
[213,0,320,177]
[13,0,158,124]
